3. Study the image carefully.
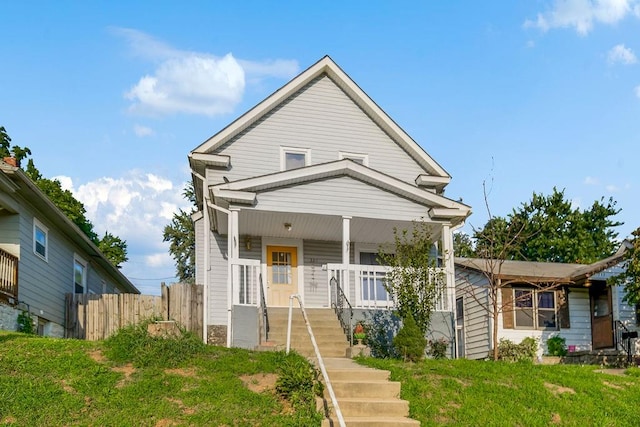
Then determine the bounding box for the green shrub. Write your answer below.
[363,310,400,359]
[546,335,568,356]
[275,351,323,407]
[427,337,449,359]
[103,319,205,368]
[497,337,539,362]
[393,314,426,362]
[17,311,35,334]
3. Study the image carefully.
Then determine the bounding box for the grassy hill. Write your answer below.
[1,329,639,426]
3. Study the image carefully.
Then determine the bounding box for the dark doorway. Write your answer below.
[590,281,613,349]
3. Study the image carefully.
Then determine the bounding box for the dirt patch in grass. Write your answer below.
[544,382,575,395]
[602,381,624,390]
[154,419,176,427]
[165,367,197,377]
[240,373,278,393]
[88,350,107,364]
[165,397,196,415]
[59,379,77,394]
[112,363,136,388]
[1,416,16,424]
[551,413,562,424]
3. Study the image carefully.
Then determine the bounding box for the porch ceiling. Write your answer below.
[220,210,443,244]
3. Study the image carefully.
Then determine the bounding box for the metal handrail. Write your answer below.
[286,294,345,427]
[259,273,269,342]
[614,320,635,365]
[330,276,353,346]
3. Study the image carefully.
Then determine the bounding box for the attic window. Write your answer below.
[339,151,368,166]
[281,147,310,171]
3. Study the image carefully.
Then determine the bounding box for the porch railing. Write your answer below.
[230,258,261,305]
[330,276,353,345]
[326,263,450,311]
[614,320,637,365]
[0,248,18,303]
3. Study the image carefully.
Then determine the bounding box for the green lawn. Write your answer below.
[359,357,640,426]
[0,331,321,426]
[2,330,639,426]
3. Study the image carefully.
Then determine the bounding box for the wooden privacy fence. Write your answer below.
[65,283,203,341]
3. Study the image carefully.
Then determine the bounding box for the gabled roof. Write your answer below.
[190,55,450,179]
[455,245,627,285]
[212,159,471,225]
[0,161,139,294]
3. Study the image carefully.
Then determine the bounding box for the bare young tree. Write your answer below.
[457,183,571,360]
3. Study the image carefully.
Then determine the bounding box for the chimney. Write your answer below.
[3,157,17,167]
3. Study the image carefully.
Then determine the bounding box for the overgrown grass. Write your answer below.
[359,357,640,426]
[0,331,322,426]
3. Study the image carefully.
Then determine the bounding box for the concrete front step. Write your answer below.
[328,397,410,417]
[326,368,390,382]
[331,380,401,398]
[322,416,420,427]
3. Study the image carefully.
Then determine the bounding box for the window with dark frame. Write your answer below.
[33,219,48,260]
[513,288,557,329]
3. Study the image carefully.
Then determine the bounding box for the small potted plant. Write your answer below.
[353,323,366,345]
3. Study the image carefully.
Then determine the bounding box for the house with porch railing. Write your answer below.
[189,56,471,354]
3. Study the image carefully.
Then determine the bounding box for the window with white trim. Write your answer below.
[33,218,48,261]
[514,288,557,329]
[74,255,87,294]
[339,151,368,166]
[280,147,310,171]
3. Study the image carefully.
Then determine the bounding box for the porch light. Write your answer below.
[284,223,292,232]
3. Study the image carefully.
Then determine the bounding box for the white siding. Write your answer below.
[254,176,428,221]
[209,232,228,325]
[303,240,341,308]
[194,216,204,286]
[211,76,427,186]
[498,288,592,354]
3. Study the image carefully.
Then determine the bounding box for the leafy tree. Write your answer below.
[163,183,196,284]
[474,187,621,264]
[98,232,129,268]
[610,227,640,305]
[378,221,444,335]
[453,231,476,257]
[3,126,127,267]
[0,126,31,167]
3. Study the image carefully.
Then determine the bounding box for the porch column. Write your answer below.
[342,216,351,298]
[227,207,240,347]
[442,224,455,309]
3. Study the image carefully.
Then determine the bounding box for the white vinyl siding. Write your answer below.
[254,176,428,221]
[209,232,229,325]
[211,75,426,185]
[455,269,491,359]
[303,240,342,308]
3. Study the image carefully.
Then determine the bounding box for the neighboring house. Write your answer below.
[455,247,639,359]
[188,56,471,353]
[0,158,139,337]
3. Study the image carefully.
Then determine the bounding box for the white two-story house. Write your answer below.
[189,56,471,352]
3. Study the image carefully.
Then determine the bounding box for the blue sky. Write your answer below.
[2,1,639,294]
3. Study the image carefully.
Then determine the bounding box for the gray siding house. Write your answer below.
[0,159,139,337]
[455,247,639,359]
[189,56,471,352]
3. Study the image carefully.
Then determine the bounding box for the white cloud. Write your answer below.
[145,252,173,268]
[584,176,600,185]
[52,175,74,191]
[115,28,299,117]
[133,124,154,137]
[524,0,639,35]
[608,44,637,64]
[634,84,640,97]
[606,184,621,192]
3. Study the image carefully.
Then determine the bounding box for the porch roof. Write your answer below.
[455,245,627,286]
[211,159,471,225]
